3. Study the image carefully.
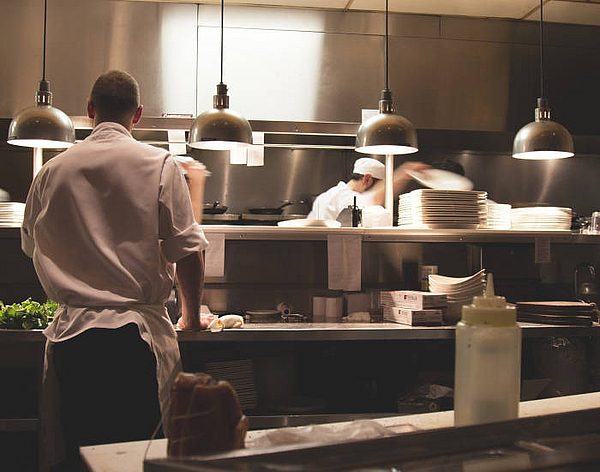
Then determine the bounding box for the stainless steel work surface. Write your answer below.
[2,322,599,344]
[200,226,600,244]
[175,322,600,342]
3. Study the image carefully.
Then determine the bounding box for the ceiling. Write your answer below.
[128,0,600,26]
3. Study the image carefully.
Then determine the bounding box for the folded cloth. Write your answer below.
[208,315,244,332]
[201,313,218,329]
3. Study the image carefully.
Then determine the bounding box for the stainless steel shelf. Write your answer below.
[70,116,360,136]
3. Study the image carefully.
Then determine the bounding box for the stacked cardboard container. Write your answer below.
[380,291,447,326]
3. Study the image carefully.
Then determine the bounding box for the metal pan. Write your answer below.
[203,202,228,214]
[248,201,293,215]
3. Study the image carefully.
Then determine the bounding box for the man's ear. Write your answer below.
[132,105,143,125]
[86,99,95,119]
[363,174,373,188]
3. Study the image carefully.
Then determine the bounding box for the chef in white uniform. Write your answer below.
[307,157,427,221]
[21,70,207,470]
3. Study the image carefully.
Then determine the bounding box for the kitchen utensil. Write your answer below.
[245,309,281,323]
[406,168,473,191]
[248,201,293,215]
[203,201,228,214]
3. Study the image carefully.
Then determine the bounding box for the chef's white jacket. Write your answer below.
[21,122,208,458]
[307,181,376,221]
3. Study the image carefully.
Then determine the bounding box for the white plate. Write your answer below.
[429,270,486,286]
[406,169,474,191]
[429,283,486,296]
[277,219,341,228]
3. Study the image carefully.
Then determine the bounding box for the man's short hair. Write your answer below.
[90,70,140,122]
[350,173,380,182]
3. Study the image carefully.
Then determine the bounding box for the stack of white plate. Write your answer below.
[0,202,25,227]
[485,200,511,229]
[428,269,486,323]
[398,189,488,229]
[510,207,572,231]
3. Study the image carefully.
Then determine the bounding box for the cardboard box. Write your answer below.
[383,306,444,326]
[380,290,447,310]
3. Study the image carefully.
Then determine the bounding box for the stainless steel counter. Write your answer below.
[2,322,599,344]
[2,226,600,244]
[176,322,600,342]
[200,226,600,244]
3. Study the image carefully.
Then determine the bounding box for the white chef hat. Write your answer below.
[353,158,385,180]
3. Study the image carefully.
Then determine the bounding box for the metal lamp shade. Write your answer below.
[188,107,253,151]
[356,112,418,155]
[8,104,75,149]
[512,119,574,160]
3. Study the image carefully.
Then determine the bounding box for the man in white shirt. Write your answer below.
[307,157,427,222]
[21,70,208,470]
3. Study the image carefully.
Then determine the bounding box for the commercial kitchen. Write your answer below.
[2,0,600,471]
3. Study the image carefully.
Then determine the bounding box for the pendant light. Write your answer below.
[355,0,417,155]
[7,0,75,149]
[188,0,252,151]
[512,0,573,160]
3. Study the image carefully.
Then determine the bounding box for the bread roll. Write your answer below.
[167,372,248,456]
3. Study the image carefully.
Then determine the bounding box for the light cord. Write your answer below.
[385,0,389,91]
[220,0,224,84]
[43,0,47,81]
[539,0,544,99]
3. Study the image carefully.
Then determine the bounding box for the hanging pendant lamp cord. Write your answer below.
[384,0,389,91]
[539,0,544,99]
[220,0,224,85]
[42,0,47,81]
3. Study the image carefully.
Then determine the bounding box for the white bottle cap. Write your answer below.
[461,273,516,326]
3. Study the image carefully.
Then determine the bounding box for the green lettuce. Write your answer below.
[0,298,58,330]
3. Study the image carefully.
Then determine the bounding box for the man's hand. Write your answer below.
[176,314,200,331]
[182,161,209,187]
[393,161,431,194]
[394,161,431,181]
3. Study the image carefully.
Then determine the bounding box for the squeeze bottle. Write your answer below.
[454,273,521,426]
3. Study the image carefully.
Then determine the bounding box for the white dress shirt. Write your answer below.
[307,181,376,221]
[21,122,208,420]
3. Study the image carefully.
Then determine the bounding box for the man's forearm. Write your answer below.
[175,251,204,329]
